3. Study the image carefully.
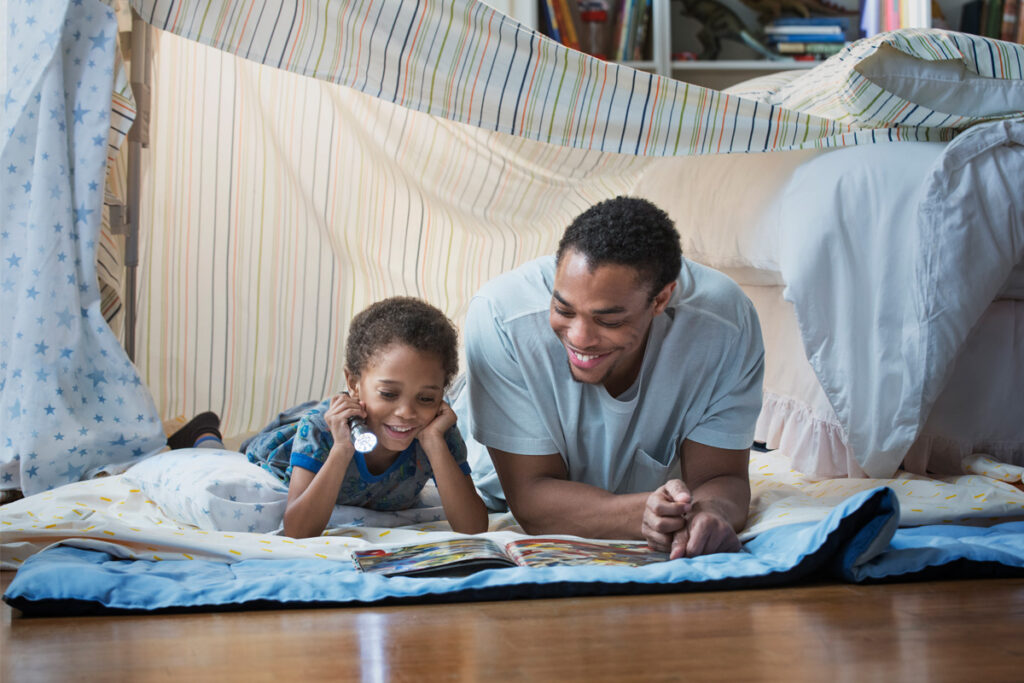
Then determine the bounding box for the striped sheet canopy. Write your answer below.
[3,0,1022,493]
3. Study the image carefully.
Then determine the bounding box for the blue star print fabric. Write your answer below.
[1,0,165,495]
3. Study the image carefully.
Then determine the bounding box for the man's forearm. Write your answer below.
[509,477,650,539]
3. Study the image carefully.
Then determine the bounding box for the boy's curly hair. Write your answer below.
[556,196,681,300]
[345,297,459,388]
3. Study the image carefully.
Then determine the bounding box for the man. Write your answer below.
[453,196,764,558]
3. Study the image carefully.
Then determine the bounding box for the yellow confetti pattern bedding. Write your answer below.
[3,450,1021,569]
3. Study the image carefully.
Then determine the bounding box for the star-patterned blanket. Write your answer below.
[2,0,166,496]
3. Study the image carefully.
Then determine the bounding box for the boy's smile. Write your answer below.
[347,343,446,457]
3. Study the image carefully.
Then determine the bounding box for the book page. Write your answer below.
[352,537,516,576]
[504,538,669,568]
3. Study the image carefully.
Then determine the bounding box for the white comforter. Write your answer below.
[779,119,1024,477]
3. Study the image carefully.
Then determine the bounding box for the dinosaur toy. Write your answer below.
[675,0,786,61]
[737,0,858,28]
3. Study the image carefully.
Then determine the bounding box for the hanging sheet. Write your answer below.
[1,0,165,496]
[125,0,1024,447]
[5,0,1024,495]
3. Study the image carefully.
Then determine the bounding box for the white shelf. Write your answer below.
[671,60,815,71]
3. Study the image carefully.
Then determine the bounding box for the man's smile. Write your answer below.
[567,346,611,369]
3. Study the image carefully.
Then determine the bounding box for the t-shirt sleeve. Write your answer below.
[463,295,558,455]
[288,406,334,474]
[686,301,765,450]
[444,425,472,476]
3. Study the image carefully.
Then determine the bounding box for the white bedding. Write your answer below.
[637,118,1024,478]
[2,449,1022,569]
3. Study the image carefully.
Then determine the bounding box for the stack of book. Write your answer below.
[538,0,652,61]
[764,17,850,60]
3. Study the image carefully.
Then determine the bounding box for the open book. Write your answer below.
[352,536,669,577]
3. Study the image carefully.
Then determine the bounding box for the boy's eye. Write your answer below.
[378,391,397,400]
[418,396,439,404]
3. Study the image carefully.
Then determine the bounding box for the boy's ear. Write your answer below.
[343,368,358,397]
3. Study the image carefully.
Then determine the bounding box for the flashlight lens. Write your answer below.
[353,431,377,453]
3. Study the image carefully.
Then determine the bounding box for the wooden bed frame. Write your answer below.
[3,571,1022,679]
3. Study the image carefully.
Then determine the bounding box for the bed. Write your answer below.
[635,66,1024,478]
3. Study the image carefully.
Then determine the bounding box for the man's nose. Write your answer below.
[567,317,598,348]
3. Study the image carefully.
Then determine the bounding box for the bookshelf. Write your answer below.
[516,0,992,89]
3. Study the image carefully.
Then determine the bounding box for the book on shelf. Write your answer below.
[765,32,847,43]
[539,1,651,62]
[351,536,669,577]
[763,25,845,35]
[774,41,846,56]
[1000,0,1021,42]
[769,16,850,26]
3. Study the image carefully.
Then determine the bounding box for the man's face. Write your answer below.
[549,249,674,396]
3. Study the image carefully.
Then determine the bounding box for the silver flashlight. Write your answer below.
[347,415,378,453]
[341,392,377,453]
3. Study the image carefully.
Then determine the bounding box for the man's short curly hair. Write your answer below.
[345,297,459,389]
[556,196,682,299]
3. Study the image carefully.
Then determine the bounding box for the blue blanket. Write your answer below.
[5,487,1023,615]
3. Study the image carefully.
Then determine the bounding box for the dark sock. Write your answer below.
[167,411,222,450]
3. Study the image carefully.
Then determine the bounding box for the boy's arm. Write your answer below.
[283,444,355,538]
[419,403,489,534]
[282,394,360,538]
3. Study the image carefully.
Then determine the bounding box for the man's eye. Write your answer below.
[597,320,624,328]
[554,307,573,318]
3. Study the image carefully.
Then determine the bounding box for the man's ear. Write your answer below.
[651,280,676,316]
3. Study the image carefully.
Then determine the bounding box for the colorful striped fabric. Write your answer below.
[135,28,651,434]
[122,3,1018,435]
[759,29,1024,130]
[125,3,1024,438]
[131,0,979,152]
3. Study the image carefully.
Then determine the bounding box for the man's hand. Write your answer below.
[641,479,692,555]
[669,501,742,559]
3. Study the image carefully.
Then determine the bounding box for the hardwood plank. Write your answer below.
[3,571,1023,681]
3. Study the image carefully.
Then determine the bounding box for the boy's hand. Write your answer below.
[420,400,457,443]
[324,393,366,447]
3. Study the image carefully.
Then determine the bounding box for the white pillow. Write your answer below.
[123,449,289,533]
[855,43,1024,119]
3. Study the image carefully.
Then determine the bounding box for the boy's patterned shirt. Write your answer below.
[246,399,470,511]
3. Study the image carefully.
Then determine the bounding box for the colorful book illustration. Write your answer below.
[352,537,669,577]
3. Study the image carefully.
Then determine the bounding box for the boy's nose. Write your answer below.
[394,400,416,419]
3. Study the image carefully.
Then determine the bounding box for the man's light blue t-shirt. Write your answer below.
[452,255,764,509]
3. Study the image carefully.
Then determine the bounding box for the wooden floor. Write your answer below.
[3,572,1022,682]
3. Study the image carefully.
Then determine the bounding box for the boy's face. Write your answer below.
[549,249,675,397]
[346,344,446,455]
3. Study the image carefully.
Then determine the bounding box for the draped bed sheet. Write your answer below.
[3,448,1023,613]
[3,0,1024,492]
[637,118,1024,477]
